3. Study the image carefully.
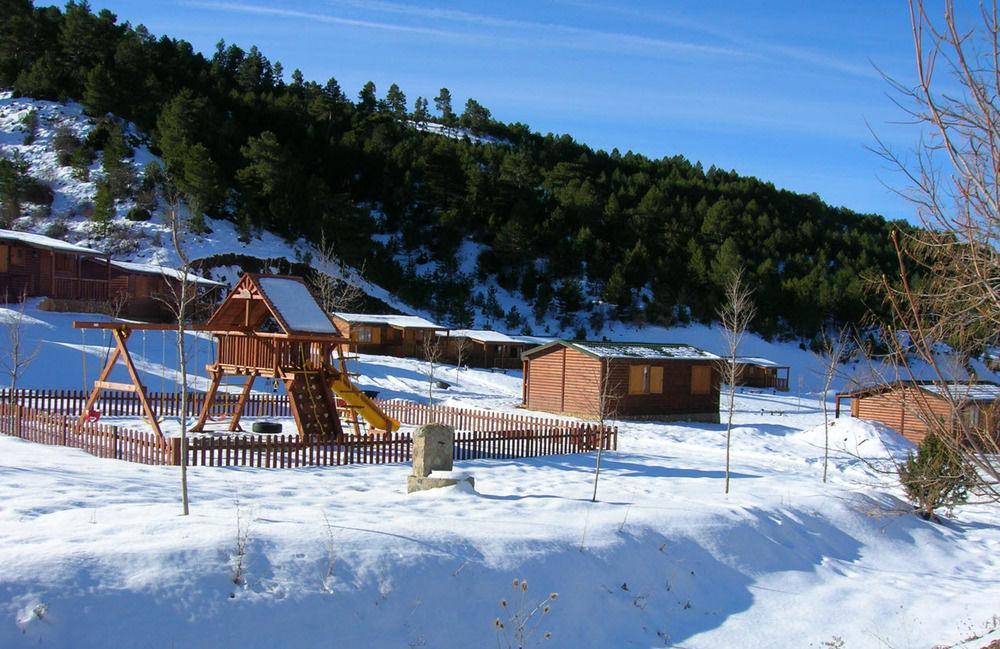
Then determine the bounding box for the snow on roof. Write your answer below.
[735,356,786,368]
[535,340,719,361]
[920,382,1000,402]
[0,229,104,256]
[109,260,224,286]
[258,277,338,335]
[334,312,443,329]
[436,329,552,345]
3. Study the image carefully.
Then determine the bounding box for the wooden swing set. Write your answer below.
[73,274,397,443]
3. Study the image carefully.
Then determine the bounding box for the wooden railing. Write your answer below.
[215,335,334,373]
[52,277,109,301]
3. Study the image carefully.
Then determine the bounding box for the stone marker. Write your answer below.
[407,423,475,493]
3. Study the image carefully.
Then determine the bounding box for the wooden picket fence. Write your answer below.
[0,389,617,443]
[0,402,174,465]
[0,388,289,419]
[0,389,617,468]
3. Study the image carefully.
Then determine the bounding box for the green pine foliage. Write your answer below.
[0,1,910,334]
[898,433,971,521]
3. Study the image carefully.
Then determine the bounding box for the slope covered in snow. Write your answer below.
[1,305,1000,648]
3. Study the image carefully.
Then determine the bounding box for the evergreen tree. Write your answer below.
[459,98,491,131]
[357,80,377,113]
[91,179,114,229]
[413,96,429,122]
[434,87,454,124]
[82,63,114,115]
[179,143,221,232]
[385,83,407,117]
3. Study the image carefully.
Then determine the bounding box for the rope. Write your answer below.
[81,329,87,391]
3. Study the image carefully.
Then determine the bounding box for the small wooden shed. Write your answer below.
[835,381,1000,444]
[438,329,553,370]
[332,312,446,358]
[732,357,790,391]
[521,340,720,421]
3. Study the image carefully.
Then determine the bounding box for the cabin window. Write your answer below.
[628,365,664,395]
[691,365,712,395]
[54,254,74,273]
[354,326,380,344]
[9,246,27,267]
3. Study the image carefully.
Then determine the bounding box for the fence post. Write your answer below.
[14,404,22,438]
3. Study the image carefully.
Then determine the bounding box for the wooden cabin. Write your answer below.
[0,229,110,302]
[521,340,721,422]
[332,312,446,358]
[107,260,224,319]
[438,329,553,370]
[731,357,790,391]
[835,381,1000,445]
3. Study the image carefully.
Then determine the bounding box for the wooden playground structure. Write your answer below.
[73,274,399,442]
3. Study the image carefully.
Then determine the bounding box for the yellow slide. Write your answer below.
[328,369,400,432]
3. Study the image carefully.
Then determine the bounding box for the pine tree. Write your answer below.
[899,434,972,521]
[358,81,377,113]
[82,63,115,116]
[179,143,221,232]
[386,83,407,117]
[92,180,114,230]
[434,87,454,124]
[413,97,429,122]
[459,98,491,131]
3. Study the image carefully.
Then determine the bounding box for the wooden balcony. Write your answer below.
[215,333,336,375]
[53,276,109,301]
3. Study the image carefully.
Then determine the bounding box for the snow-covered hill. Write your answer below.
[0,91,415,313]
[2,304,1000,648]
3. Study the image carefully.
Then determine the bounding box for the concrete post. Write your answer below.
[407,423,474,493]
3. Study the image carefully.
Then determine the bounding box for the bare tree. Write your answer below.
[716,268,756,494]
[422,335,443,405]
[155,196,199,516]
[311,231,366,315]
[1,291,40,404]
[454,335,470,373]
[873,0,1000,500]
[813,326,852,483]
[590,358,622,502]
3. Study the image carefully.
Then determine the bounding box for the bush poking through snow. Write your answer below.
[231,499,254,587]
[898,434,972,521]
[494,579,558,648]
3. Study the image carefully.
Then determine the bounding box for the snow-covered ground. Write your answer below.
[1,307,1000,648]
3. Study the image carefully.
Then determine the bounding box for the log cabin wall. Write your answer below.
[523,344,720,421]
[608,358,719,420]
[854,387,955,444]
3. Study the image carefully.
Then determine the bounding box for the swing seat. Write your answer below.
[86,409,101,423]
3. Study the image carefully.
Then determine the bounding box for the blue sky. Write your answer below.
[91,1,925,220]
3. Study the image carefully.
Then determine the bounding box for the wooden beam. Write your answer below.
[228,373,257,432]
[113,327,164,440]
[190,369,222,433]
[94,380,139,392]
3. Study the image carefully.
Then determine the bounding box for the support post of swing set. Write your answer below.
[73,321,194,442]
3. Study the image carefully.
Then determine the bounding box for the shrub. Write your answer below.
[53,125,83,166]
[44,220,69,239]
[126,206,151,221]
[21,109,38,145]
[899,433,972,521]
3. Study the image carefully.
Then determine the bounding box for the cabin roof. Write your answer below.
[334,312,444,330]
[837,380,1000,402]
[0,229,105,256]
[734,356,787,368]
[109,260,225,286]
[437,329,555,345]
[524,340,719,361]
